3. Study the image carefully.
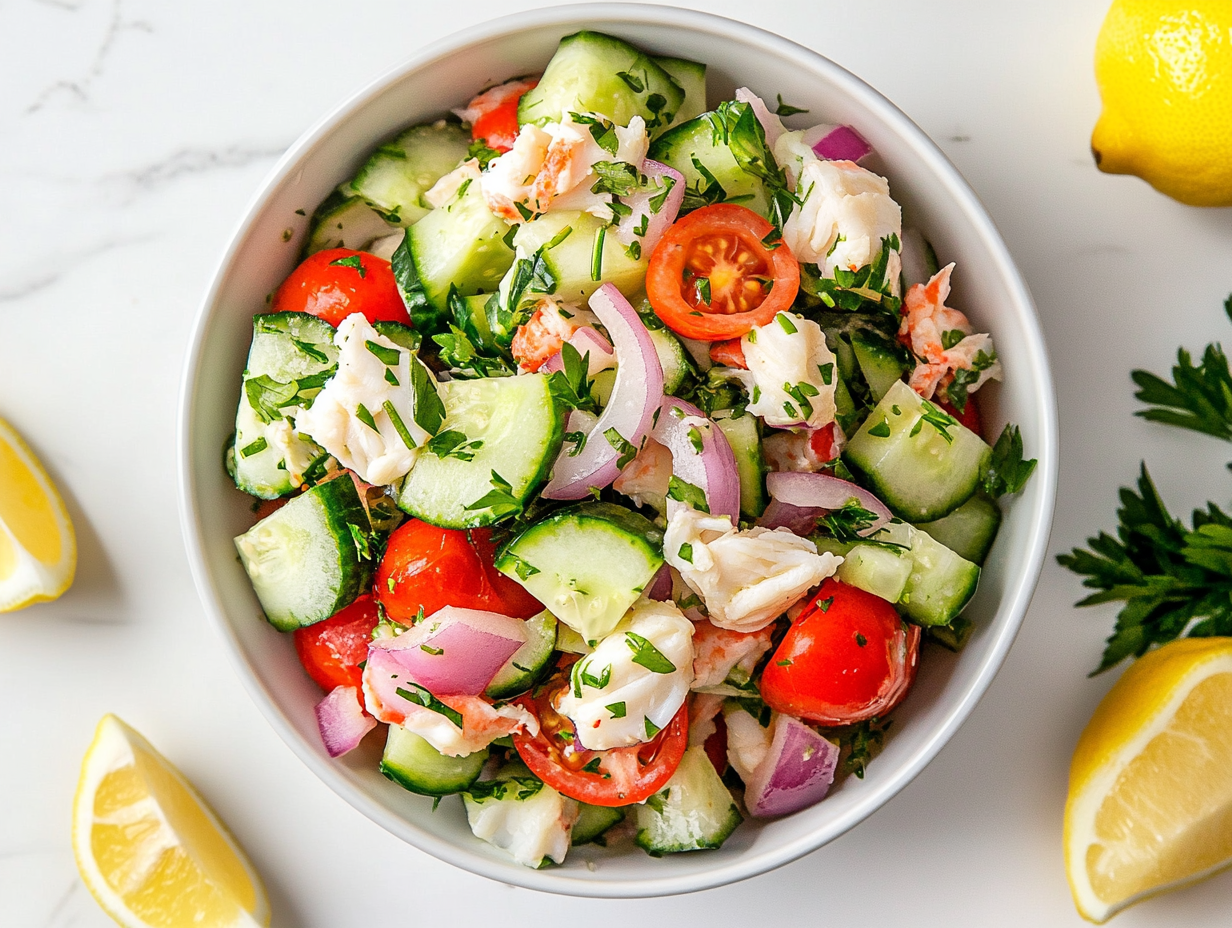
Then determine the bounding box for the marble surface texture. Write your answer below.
[3,0,1232,925]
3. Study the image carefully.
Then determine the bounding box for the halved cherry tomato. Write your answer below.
[512,661,688,806]
[647,203,799,341]
[375,519,542,624]
[760,578,921,726]
[809,422,840,463]
[293,595,380,693]
[937,395,982,438]
[272,248,409,328]
[467,78,539,153]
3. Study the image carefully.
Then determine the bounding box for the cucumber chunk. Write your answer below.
[518,31,685,132]
[648,327,691,394]
[914,493,1002,565]
[712,410,767,520]
[837,542,913,603]
[396,373,563,528]
[233,476,373,630]
[495,502,664,642]
[512,211,646,305]
[304,192,400,256]
[380,724,486,796]
[635,745,741,855]
[653,56,707,125]
[341,121,470,227]
[843,380,991,522]
[486,611,558,699]
[900,526,980,626]
[572,803,626,845]
[849,330,909,404]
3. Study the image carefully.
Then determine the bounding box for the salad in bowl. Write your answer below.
[195,14,1048,887]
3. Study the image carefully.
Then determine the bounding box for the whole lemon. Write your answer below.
[1091,0,1232,207]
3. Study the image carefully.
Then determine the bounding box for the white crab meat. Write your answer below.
[723,705,773,784]
[691,620,775,690]
[423,158,482,209]
[733,312,838,429]
[663,506,842,633]
[463,779,579,868]
[612,437,674,511]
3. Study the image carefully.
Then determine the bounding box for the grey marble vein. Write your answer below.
[0,234,153,303]
[117,144,290,197]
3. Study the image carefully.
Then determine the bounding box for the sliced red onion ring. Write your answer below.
[650,397,740,523]
[646,564,673,602]
[812,125,872,163]
[540,326,615,377]
[368,606,527,696]
[613,159,685,258]
[760,471,892,537]
[734,87,785,149]
[315,685,376,758]
[744,715,839,817]
[543,284,664,499]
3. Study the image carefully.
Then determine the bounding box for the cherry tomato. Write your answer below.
[647,204,800,341]
[937,395,983,438]
[703,713,728,775]
[760,579,921,726]
[809,422,840,463]
[512,662,688,806]
[271,248,409,328]
[466,78,539,153]
[375,519,542,624]
[709,338,747,369]
[293,595,380,693]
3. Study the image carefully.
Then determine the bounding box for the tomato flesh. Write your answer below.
[760,579,921,726]
[272,248,409,328]
[376,519,541,624]
[647,204,800,341]
[937,395,982,438]
[293,596,380,693]
[512,664,688,806]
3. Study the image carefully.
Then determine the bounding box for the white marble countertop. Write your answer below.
[4,0,1232,925]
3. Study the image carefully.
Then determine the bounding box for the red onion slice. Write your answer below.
[543,284,664,499]
[762,471,892,536]
[812,125,872,163]
[757,498,828,536]
[368,606,527,696]
[744,715,839,817]
[540,326,615,376]
[650,397,740,523]
[315,685,376,758]
[646,564,673,602]
[614,159,685,257]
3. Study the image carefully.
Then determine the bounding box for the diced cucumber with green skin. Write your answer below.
[652,56,707,126]
[849,330,909,404]
[914,493,1002,565]
[648,327,690,394]
[518,31,685,132]
[380,724,486,796]
[396,373,563,528]
[233,476,373,630]
[371,319,420,352]
[304,192,399,256]
[843,380,992,522]
[928,614,974,652]
[572,803,625,846]
[648,107,772,219]
[512,211,646,305]
[486,611,558,699]
[450,291,497,351]
[900,526,980,626]
[712,410,767,520]
[341,122,470,227]
[837,543,913,603]
[233,312,338,499]
[635,745,741,856]
[405,179,515,319]
[495,502,664,642]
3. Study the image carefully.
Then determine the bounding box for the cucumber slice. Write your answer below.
[843,380,992,522]
[635,745,741,855]
[371,319,420,352]
[305,192,399,256]
[653,56,707,125]
[914,493,1002,565]
[341,122,470,227]
[405,178,515,317]
[396,373,564,528]
[486,611,558,699]
[233,476,373,630]
[495,502,664,642]
[648,326,691,394]
[450,291,497,351]
[572,803,626,846]
[518,31,685,132]
[712,410,767,520]
[380,724,486,796]
[928,614,974,652]
[512,211,646,304]
[849,330,909,404]
[836,542,913,603]
[900,526,980,626]
[648,103,773,219]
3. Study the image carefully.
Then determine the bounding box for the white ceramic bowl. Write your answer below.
[178,3,1057,898]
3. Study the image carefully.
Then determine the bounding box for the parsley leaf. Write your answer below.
[329,254,366,277]
[774,93,810,117]
[394,684,463,728]
[625,632,676,673]
[667,476,710,513]
[983,423,1037,498]
[426,429,483,461]
[604,428,639,469]
[1132,334,1232,440]
[464,470,523,521]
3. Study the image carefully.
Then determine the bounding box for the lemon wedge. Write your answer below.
[72,715,270,928]
[0,416,75,612]
[1064,637,1232,922]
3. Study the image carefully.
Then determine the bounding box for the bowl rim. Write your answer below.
[177,1,1058,898]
